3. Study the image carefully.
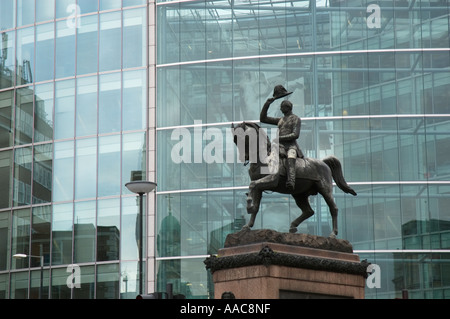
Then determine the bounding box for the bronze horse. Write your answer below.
[232,122,357,238]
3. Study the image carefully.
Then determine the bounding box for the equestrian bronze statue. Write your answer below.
[232,86,357,238]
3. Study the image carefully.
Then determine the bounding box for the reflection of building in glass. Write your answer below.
[156,0,450,299]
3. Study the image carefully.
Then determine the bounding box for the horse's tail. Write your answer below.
[322,156,357,196]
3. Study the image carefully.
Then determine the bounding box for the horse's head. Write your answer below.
[231,122,271,165]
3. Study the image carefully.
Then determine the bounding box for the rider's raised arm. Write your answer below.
[260,98,280,125]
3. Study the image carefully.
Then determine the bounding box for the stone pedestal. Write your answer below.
[205,229,369,299]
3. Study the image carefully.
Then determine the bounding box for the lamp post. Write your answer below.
[125,179,157,296]
[13,253,44,299]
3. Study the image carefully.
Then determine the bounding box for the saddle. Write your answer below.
[266,151,321,181]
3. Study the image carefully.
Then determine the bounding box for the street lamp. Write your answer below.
[13,253,44,299]
[125,178,157,296]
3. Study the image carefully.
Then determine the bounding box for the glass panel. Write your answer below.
[50,267,71,299]
[99,72,121,134]
[33,144,52,204]
[16,27,34,86]
[53,141,74,202]
[17,0,35,27]
[0,90,14,148]
[34,83,54,143]
[0,150,13,209]
[74,201,96,263]
[13,147,32,207]
[75,138,97,200]
[56,0,75,19]
[54,79,75,140]
[0,212,11,271]
[36,0,55,23]
[10,272,28,299]
[122,132,146,194]
[35,23,55,83]
[30,268,49,299]
[55,19,76,79]
[120,261,138,299]
[122,70,146,131]
[100,0,121,11]
[0,274,8,299]
[121,197,140,261]
[11,208,31,269]
[123,8,146,69]
[15,87,34,145]
[78,0,98,14]
[123,0,147,8]
[98,135,121,197]
[72,265,94,299]
[97,198,120,261]
[77,15,98,75]
[0,0,15,30]
[99,12,121,72]
[96,263,120,299]
[52,203,73,265]
[76,76,98,137]
[31,206,51,268]
[0,31,15,89]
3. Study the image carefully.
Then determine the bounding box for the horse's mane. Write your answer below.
[242,121,271,155]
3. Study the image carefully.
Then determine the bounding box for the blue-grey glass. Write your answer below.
[99,73,121,134]
[13,147,32,207]
[122,70,146,131]
[100,0,121,11]
[97,198,120,261]
[51,203,73,265]
[54,79,75,140]
[98,135,121,197]
[99,12,121,72]
[77,0,98,14]
[31,206,51,267]
[53,141,74,202]
[0,213,11,271]
[122,132,146,195]
[34,83,54,143]
[36,0,55,23]
[30,268,49,299]
[11,208,31,269]
[74,201,96,263]
[35,23,55,83]
[0,0,15,30]
[123,8,146,69]
[0,31,15,89]
[10,272,28,299]
[0,150,13,209]
[121,197,140,261]
[16,27,34,86]
[0,90,14,148]
[50,268,71,299]
[123,0,146,7]
[56,0,75,19]
[76,76,98,137]
[120,261,138,298]
[75,138,97,200]
[55,20,76,79]
[17,0,35,27]
[77,15,98,76]
[14,87,33,146]
[72,265,94,299]
[33,144,53,204]
[96,263,120,299]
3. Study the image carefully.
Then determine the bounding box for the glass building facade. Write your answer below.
[156,0,450,299]
[0,0,149,298]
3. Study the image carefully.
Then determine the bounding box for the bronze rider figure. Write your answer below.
[260,85,303,191]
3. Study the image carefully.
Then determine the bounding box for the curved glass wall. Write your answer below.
[156,0,450,299]
[0,0,148,299]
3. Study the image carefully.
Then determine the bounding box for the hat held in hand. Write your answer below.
[273,85,293,100]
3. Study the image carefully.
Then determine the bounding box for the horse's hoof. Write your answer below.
[289,227,298,233]
[329,232,337,238]
[241,225,251,231]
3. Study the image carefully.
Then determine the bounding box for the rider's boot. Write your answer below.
[286,158,296,192]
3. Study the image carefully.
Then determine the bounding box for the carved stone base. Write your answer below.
[205,230,368,299]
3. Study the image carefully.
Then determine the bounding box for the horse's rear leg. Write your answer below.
[321,190,339,238]
[290,195,314,233]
